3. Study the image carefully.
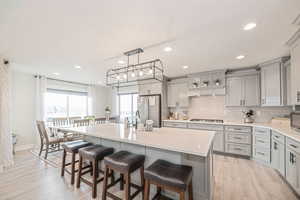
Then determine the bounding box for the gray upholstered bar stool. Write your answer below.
[144,159,193,200]
[76,144,114,199]
[102,151,145,200]
[61,140,92,185]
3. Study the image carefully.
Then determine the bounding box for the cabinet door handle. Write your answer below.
[274,135,279,138]
[240,100,242,106]
[274,142,278,150]
[257,140,265,143]
[257,152,265,156]
[243,100,246,106]
[290,144,298,149]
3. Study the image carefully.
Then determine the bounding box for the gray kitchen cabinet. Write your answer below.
[290,44,300,105]
[188,123,224,152]
[226,75,260,107]
[226,77,243,106]
[163,121,187,128]
[244,75,260,106]
[285,148,300,193]
[260,59,287,106]
[285,138,300,194]
[213,131,224,152]
[224,125,252,156]
[271,131,285,176]
[167,81,188,107]
[252,127,271,165]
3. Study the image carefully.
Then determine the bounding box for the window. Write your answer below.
[46,89,88,119]
[119,93,138,124]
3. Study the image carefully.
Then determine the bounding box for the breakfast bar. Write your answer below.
[60,123,215,200]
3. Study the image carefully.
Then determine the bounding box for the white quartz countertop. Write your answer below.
[163,119,300,143]
[60,123,215,157]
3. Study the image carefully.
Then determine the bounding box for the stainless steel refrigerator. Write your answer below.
[138,94,161,128]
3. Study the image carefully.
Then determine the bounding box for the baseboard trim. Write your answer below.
[15,144,35,152]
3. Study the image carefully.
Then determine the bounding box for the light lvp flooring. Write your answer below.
[0,151,299,200]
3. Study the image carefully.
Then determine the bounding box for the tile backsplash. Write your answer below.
[170,96,292,123]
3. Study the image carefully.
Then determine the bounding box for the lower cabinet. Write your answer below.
[224,125,252,156]
[213,131,224,152]
[285,138,300,194]
[285,148,300,193]
[253,127,271,165]
[271,131,285,176]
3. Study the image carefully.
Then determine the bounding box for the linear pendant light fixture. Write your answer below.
[106,48,164,88]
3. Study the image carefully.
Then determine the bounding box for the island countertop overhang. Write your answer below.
[59,124,215,157]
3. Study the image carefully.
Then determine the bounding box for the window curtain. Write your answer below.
[35,76,47,121]
[88,85,96,116]
[0,60,14,172]
[35,76,47,147]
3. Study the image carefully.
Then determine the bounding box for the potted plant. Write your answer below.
[243,109,255,123]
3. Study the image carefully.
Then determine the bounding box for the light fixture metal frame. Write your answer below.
[106,48,164,88]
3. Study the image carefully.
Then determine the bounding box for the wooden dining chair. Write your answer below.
[94,117,106,124]
[52,117,69,127]
[36,121,64,159]
[69,117,81,125]
[73,119,90,127]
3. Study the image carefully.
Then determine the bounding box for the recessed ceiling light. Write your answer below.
[118,60,125,64]
[182,65,189,69]
[236,55,245,60]
[164,47,172,52]
[74,65,81,69]
[53,72,60,75]
[243,23,256,31]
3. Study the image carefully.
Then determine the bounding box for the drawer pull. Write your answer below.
[256,130,266,133]
[234,137,243,140]
[257,140,265,143]
[274,135,279,138]
[233,148,243,151]
[290,144,298,149]
[257,152,265,156]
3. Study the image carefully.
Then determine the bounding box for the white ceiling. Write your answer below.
[0,0,299,84]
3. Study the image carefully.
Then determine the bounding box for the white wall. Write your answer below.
[11,70,36,150]
[93,85,116,116]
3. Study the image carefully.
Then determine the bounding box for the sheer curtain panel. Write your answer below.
[0,60,14,172]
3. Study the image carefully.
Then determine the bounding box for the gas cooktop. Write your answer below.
[189,119,224,123]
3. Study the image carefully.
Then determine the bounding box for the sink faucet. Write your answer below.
[135,110,140,129]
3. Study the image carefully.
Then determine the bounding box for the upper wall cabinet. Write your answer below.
[226,71,260,107]
[260,58,288,107]
[290,43,300,105]
[187,70,226,96]
[167,79,188,108]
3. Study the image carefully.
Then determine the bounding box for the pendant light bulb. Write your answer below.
[149,68,153,74]
[116,75,120,80]
[123,74,127,79]
[139,70,143,77]
[131,72,135,77]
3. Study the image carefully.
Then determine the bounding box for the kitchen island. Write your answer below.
[60,123,215,200]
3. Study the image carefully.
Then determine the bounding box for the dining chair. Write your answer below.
[36,120,64,159]
[73,119,90,127]
[52,117,69,127]
[69,117,81,125]
[94,117,106,124]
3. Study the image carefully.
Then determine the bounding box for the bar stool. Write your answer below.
[76,144,114,199]
[61,140,92,184]
[102,151,145,200]
[144,159,193,200]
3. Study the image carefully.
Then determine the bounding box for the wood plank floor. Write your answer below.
[0,151,298,200]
